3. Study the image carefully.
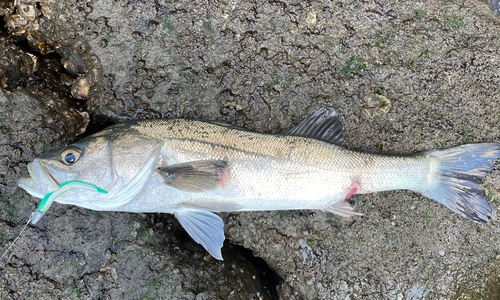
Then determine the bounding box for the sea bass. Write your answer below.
[17,108,500,259]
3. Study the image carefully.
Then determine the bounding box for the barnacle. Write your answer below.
[71,76,90,99]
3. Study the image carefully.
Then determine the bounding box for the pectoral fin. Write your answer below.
[175,208,225,260]
[158,160,229,192]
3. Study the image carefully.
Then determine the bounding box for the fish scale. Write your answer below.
[125,119,436,212]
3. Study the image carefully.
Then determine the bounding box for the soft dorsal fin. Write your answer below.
[286,108,344,146]
[157,160,229,192]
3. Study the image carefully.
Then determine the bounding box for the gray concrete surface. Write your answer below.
[1,0,500,299]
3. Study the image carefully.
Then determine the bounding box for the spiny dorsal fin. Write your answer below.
[287,108,344,146]
[157,160,229,192]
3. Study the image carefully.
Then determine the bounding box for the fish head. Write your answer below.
[18,128,162,211]
[18,135,117,203]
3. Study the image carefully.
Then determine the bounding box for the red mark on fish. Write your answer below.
[345,180,361,200]
[218,169,229,188]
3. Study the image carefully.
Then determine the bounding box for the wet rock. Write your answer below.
[0,31,38,89]
[0,207,274,299]
[0,89,88,195]
[1,0,500,299]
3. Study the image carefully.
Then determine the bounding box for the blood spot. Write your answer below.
[345,180,361,200]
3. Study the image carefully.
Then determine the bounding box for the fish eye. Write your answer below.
[60,147,82,165]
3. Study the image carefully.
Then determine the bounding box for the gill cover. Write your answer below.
[55,133,163,210]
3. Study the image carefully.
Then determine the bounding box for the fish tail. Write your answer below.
[419,143,500,224]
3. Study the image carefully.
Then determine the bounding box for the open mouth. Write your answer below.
[17,159,63,198]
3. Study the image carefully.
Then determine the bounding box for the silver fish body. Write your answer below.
[116,119,430,212]
[18,108,500,259]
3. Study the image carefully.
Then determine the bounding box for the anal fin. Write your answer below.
[325,201,364,218]
[175,208,225,260]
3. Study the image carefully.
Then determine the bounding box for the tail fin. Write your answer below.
[419,143,500,224]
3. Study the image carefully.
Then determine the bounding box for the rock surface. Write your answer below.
[1,0,500,299]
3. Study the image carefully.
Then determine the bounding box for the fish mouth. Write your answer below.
[17,159,68,198]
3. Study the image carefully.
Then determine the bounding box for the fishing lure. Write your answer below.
[32,180,108,224]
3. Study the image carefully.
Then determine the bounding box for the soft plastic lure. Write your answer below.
[32,180,108,224]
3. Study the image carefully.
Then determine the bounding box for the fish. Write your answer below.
[17,108,500,259]
[490,0,500,15]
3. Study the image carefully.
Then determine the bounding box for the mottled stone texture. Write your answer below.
[1,0,500,299]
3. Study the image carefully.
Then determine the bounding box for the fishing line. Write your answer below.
[0,181,106,261]
[0,212,34,262]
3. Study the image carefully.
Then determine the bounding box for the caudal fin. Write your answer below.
[419,143,500,224]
